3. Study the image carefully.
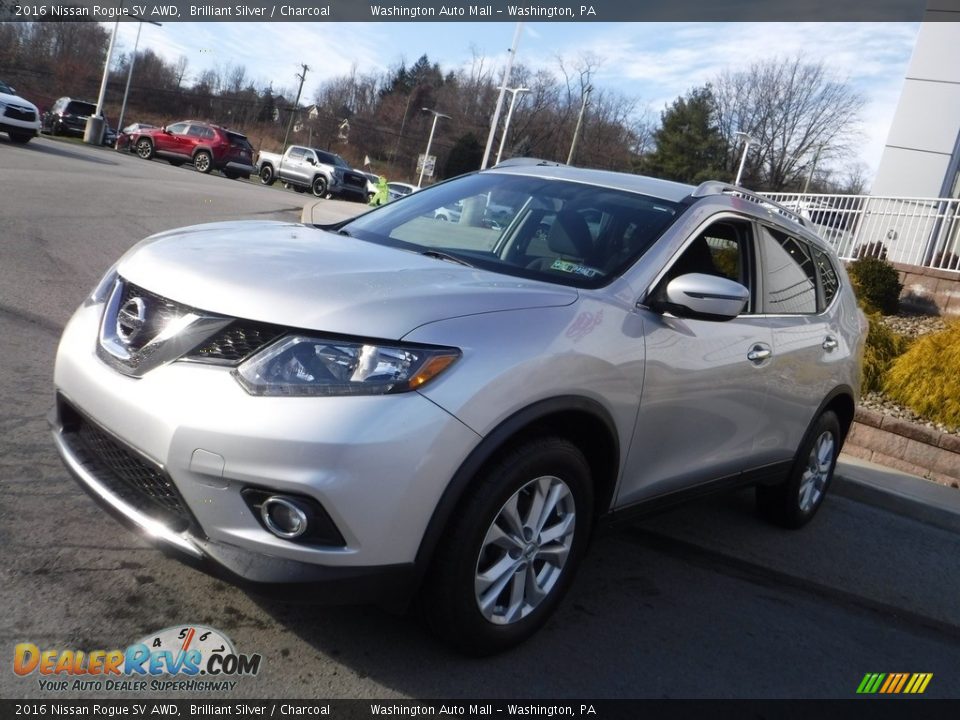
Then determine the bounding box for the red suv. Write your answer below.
[131,121,255,179]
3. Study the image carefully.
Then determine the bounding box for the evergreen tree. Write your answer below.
[641,86,727,184]
[443,132,484,178]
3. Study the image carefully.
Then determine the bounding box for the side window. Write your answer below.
[203,127,216,140]
[760,227,818,314]
[167,122,188,135]
[288,147,305,160]
[660,219,755,312]
[812,247,840,310]
[186,125,205,138]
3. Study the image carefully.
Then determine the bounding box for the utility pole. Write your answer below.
[566,85,592,165]
[116,16,162,139]
[733,131,752,186]
[418,108,450,188]
[282,64,309,152]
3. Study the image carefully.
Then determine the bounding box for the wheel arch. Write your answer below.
[413,396,620,578]
[816,385,856,443]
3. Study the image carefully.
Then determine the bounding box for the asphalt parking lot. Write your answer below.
[2,134,959,700]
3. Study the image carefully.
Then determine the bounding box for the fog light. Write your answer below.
[260,496,311,539]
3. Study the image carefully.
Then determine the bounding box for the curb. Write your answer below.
[834,455,960,534]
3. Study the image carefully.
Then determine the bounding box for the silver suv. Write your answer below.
[51,163,865,654]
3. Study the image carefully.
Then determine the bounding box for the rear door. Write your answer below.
[618,215,774,506]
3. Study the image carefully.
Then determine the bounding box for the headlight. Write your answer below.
[233,335,460,396]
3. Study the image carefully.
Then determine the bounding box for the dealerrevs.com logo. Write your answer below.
[13,625,262,693]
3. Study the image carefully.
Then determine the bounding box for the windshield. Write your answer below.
[316,150,350,169]
[0,80,14,95]
[340,172,682,289]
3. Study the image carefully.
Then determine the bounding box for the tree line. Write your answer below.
[1,21,866,191]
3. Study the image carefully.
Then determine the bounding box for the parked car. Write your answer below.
[131,121,255,179]
[41,97,97,137]
[102,123,117,148]
[256,145,368,201]
[51,164,865,655]
[116,123,154,152]
[0,79,41,144]
[361,171,380,200]
[387,181,418,202]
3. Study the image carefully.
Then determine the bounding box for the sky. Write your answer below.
[106,21,922,180]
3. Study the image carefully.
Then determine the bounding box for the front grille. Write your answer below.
[344,173,366,189]
[187,321,284,363]
[4,106,37,122]
[119,281,190,351]
[60,400,191,532]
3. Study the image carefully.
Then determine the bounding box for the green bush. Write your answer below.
[847,256,902,315]
[862,314,910,394]
[884,321,960,428]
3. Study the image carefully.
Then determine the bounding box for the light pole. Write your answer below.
[566,84,592,165]
[116,17,162,141]
[85,19,121,145]
[734,131,752,186]
[803,143,825,193]
[481,22,524,169]
[495,86,529,165]
[418,108,450,188]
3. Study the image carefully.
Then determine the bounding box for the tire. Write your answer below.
[10,133,31,144]
[423,436,593,655]
[135,138,154,160]
[259,165,275,185]
[311,175,328,198]
[756,410,841,529]
[193,150,213,174]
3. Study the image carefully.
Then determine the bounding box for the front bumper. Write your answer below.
[52,301,481,596]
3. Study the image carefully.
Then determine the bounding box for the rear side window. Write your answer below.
[813,247,840,309]
[227,131,251,149]
[760,227,818,314]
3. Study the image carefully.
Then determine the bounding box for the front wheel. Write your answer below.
[757,410,840,528]
[135,138,154,160]
[423,437,593,655]
[193,150,213,174]
[311,175,328,198]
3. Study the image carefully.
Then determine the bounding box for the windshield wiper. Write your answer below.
[420,250,474,268]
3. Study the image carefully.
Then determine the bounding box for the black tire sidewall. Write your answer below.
[312,176,327,197]
[426,437,593,655]
[260,166,274,185]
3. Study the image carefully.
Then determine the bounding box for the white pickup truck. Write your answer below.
[256,145,369,202]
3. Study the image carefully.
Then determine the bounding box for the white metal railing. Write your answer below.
[761,193,960,273]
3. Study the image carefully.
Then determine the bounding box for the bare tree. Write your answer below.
[712,58,865,191]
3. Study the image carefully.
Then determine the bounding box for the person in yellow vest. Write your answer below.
[369,175,389,206]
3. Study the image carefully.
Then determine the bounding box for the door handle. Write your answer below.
[747,344,772,363]
[822,336,838,351]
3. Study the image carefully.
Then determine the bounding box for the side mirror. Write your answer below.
[651,273,749,322]
[306,157,317,165]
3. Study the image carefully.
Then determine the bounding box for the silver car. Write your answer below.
[51,163,865,654]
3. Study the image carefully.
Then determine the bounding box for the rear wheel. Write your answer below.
[259,165,275,186]
[311,175,328,198]
[757,410,840,528]
[423,437,593,655]
[193,150,213,174]
[135,138,154,160]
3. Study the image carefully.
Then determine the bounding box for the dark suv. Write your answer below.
[41,97,98,137]
[132,121,255,179]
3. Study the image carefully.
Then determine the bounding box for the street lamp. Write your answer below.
[418,108,450,188]
[116,16,163,142]
[566,85,592,165]
[733,131,752,186]
[495,86,529,166]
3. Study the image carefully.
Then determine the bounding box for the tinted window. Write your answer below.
[187,125,206,138]
[761,227,818,314]
[316,150,350,168]
[288,147,305,159]
[0,80,14,94]
[65,101,96,116]
[813,247,840,309]
[226,131,251,148]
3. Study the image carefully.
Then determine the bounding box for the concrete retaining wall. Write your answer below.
[845,407,960,489]
[894,262,960,316]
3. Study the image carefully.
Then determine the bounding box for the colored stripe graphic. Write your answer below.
[857,673,932,694]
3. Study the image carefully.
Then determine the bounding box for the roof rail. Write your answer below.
[492,157,567,169]
[691,181,811,229]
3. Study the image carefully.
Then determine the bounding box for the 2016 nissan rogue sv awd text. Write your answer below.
[51,162,866,654]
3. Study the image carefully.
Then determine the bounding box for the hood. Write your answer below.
[117,221,578,339]
[0,90,38,113]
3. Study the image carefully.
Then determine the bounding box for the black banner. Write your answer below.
[0,0,958,23]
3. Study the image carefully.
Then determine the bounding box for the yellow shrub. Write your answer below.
[884,321,960,428]
[862,314,910,394]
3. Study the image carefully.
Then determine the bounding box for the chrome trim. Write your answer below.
[51,427,203,558]
[97,278,232,377]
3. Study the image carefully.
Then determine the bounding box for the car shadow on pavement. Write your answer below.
[8,136,120,166]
